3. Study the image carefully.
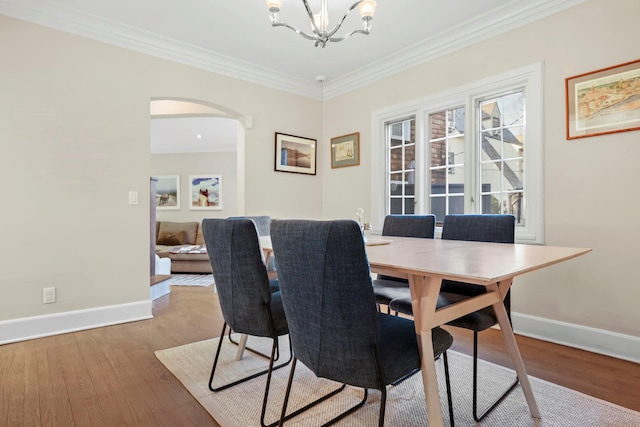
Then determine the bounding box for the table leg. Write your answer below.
[408,274,445,427]
[235,334,248,361]
[490,283,541,419]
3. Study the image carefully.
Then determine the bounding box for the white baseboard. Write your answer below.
[0,300,153,345]
[150,280,171,301]
[512,312,640,364]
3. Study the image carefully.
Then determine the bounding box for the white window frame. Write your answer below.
[371,62,544,244]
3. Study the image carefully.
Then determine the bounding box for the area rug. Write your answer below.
[155,336,640,426]
[169,274,215,287]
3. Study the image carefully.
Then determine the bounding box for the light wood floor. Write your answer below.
[1,285,638,426]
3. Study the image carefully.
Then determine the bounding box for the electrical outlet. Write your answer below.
[43,287,56,304]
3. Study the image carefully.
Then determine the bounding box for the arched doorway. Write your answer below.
[150,97,249,214]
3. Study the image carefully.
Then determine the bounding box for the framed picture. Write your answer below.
[274,132,317,175]
[189,175,222,210]
[155,175,180,210]
[565,58,640,140]
[331,132,360,168]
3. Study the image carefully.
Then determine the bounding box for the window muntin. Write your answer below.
[478,91,525,224]
[387,118,415,214]
[428,107,466,223]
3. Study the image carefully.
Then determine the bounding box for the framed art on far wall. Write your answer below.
[566,58,640,140]
[274,132,317,175]
[189,175,222,210]
[155,175,180,210]
[331,132,360,168]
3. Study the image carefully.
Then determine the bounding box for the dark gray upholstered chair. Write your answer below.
[202,218,291,427]
[389,214,518,422]
[372,215,436,313]
[270,219,454,427]
[228,215,277,274]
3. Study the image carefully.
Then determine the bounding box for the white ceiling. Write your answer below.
[151,117,238,154]
[0,0,587,99]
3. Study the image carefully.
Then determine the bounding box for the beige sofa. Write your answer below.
[155,221,212,273]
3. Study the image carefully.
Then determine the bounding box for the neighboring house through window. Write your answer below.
[372,63,543,243]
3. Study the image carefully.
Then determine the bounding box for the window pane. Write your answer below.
[431,139,446,167]
[390,198,402,214]
[390,172,402,195]
[404,198,415,214]
[481,130,502,161]
[504,125,523,159]
[502,92,524,126]
[449,195,465,214]
[448,107,465,135]
[389,147,403,171]
[431,111,446,139]
[503,160,523,192]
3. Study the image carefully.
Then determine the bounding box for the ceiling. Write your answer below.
[0,0,587,100]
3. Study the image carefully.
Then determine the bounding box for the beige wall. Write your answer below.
[1,0,638,349]
[0,15,322,324]
[152,152,238,223]
[321,0,640,338]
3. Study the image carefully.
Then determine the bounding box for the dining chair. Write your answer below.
[202,218,291,427]
[389,214,519,422]
[270,219,454,427]
[372,214,436,313]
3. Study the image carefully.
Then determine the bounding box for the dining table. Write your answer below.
[260,234,591,426]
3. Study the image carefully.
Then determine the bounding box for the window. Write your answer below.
[387,119,415,214]
[372,63,543,243]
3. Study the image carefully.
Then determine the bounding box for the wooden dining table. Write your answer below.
[365,236,591,426]
[261,235,591,426]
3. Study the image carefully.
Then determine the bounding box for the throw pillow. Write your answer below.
[157,230,186,246]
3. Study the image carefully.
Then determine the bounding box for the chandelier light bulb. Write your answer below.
[358,0,376,19]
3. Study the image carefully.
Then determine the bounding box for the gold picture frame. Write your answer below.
[565,58,640,140]
[331,132,360,168]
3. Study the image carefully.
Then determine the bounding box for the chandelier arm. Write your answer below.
[328,28,370,43]
[325,0,365,38]
[301,0,321,34]
[271,22,321,41]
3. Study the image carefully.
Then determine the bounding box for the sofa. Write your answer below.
[155,217,276,275]
[155,221,212,273]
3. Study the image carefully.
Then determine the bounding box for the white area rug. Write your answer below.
[156,336,640,427]
[169,274,215,287]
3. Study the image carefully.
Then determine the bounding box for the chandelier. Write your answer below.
[266,0,377,48]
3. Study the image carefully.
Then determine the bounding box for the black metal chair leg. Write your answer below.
[472,331,519,422]
[277,357,363,427]
[443,351,455,427]
[209,323,293,392]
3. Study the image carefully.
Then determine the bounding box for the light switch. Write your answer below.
[128,191,139,205]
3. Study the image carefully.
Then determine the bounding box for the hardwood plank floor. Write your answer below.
[0,286,638,426]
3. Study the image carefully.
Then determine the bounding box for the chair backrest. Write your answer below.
[441,214,515,312]
[381,214,436,238]
[271,219,382,388]
[379,214,436,281]
[228,215,271,236]
[202,218,274,337]
[441,214,515,243]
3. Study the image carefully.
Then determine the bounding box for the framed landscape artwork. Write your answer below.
[331,132,360,168]
[155,175,180,210]
[189,175,222,210]
[274,132,317,175]
[566,58,640,139]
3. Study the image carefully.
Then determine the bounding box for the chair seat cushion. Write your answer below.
[372,279,411,305]
[377,313,452,385]
[389,292,498,331]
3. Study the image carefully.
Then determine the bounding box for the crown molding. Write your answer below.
[323,0,589,99]
[0,0,588,101]
[0,0,323,100]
